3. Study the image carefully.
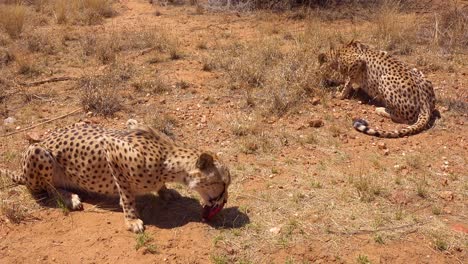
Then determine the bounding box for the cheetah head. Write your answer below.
[187,152,231,221]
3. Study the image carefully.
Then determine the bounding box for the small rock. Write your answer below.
[296,124,306,130]
[269,226,281,235]
[200,115,207,123]
[3,117,16,125]
[383,149,390,156]
[311,97,320,105]
[377,142,387,150]
[441,178,448,186]
[159,99,166,104]
[390,189,411,205]
[25,132,42,143]
[400,168,409,176]
[309,119,324,128]
[438,191,454,201]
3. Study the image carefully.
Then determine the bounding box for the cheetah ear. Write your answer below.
[318,53,328,65]
[196,153,214,169]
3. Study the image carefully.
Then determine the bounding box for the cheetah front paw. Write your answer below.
[126,218,145,233]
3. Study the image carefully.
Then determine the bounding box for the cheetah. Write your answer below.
[318,40,438,138]
[1,119,231,232]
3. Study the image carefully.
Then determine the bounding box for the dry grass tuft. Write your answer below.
[372,0,418,54]
[0,4,27,38]
[80,27,182,64]
[53,0,115,25]
[15,52,41,76]
[429,4,467,53]
[352,174,383,203]
[79,69,126,116]
[0,200,29,224]
[149,113,178,138]
[25,30,61,54]
[132,75,169,95]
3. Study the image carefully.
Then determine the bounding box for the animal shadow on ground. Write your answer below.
[137,193,250,229]
[33,189,249,230]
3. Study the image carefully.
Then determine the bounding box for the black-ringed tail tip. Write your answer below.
[353,118,383,137]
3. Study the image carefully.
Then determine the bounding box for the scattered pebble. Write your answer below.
[3,117,16,125]
[311,97,320,105]
[390,189,411,205]
[377,142,387,150]
[309,119,324,128]
[438,191,454,201]
[269,226,281,235]
[25,132,42,143]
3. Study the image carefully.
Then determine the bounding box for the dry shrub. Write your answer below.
[0,4,27,38]
[231,115,260,137]
[15,52,41,76]
[24,30,61,54]
[119,28,179,53]
[132,75,169,95]
[217,39,283,89]
[81,27,181,63]
[209,19,335,116]
[205,0,385,12]
[149,113,178,138]
[52,0,115,25]
[429,4,467,53]
[0,200,29,224]
[53,0,68,24]
[80,31,120,64]
[80,70,124,116]
[0,47,15,66]
[96,35,119,64]
[372,0,418,54]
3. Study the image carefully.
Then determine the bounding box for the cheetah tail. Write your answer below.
[352,104,432,138]
[0,169,26,186]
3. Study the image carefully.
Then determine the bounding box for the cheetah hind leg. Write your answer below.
[157,185,182,201]
[375,107,407,124]
[375,107,391,118]
[22,145,83,211]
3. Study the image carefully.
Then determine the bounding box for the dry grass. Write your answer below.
[15,51,41,76]
[206,18,339,117]
[372,0,419,54]
[148,113,178,138]
[132,75,169,95]
[0,4,27,38]
[53,0,115,25]
[429,4,467,53]
[79,69,125,116]
[25,30,61,54]
[80,27,181,64]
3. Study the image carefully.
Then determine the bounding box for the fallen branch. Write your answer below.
[328,221,428,236]
[17,76,76,87]
[1,108,81,137]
